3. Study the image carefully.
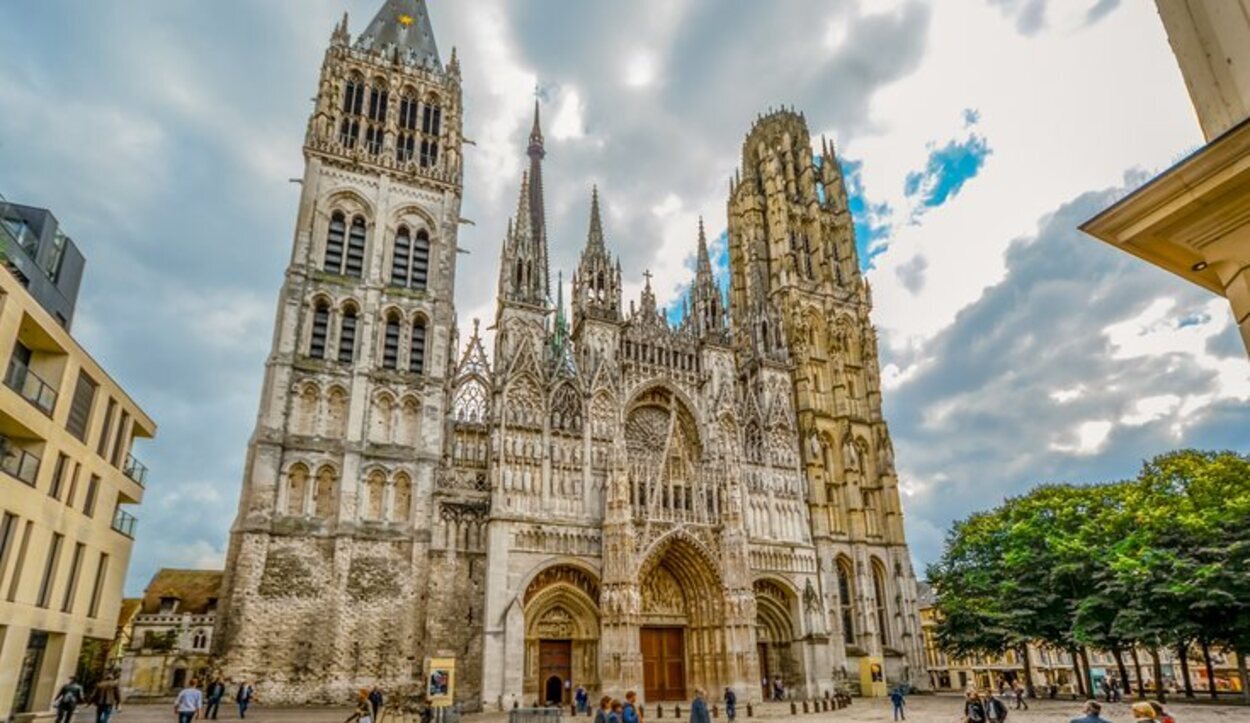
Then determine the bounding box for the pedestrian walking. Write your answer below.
[345,689,374,723]
[576,685,588,714]
[609,699,625,723]
[963,690,987,723]
[204,677,225,719]
[235,680,255,719]
[92,676,122,723]
[595,695,613,723]
[174,678,204,723]
[53,675,85,723]
[623,690,642,723]
[888,687,906,721]
[1070,700,1112,723]
[771,677,784,701]
[724,687,737,722]
[690,689,711,723]
[983,690,1009,723]
[368,686,384,721]
[1012,681,1028,710]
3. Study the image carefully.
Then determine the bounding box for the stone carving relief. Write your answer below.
[641,566,685,616]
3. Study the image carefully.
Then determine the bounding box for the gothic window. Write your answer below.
[294,382,319,436]
[382,312,401,370]
[285,464,309,516]
[345,217,366,278]
[326,386,349,438]
[412,230,431,290]
[409,319,427,375]
[371,393,395,443]
[744,421,764,465]
[367,80,388,122]
[310,300,331,359]
[338,304,358,363]
[338,118,360,149]
[391,227,411,286]
[323,212,346,272]
[837,557,856,646]
[342,75,365,115]
[421,102,442,135]
[397,88,418,163]
[365,124,384,156]
[192,630,208,650]
[873,560,890,647]
[392,472,412,522]
[313,466,337,519]
[453,378,488,423]
[420,139,438,167]
[366,470,386,520]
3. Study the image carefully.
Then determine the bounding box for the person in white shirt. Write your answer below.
[174,679,204,723]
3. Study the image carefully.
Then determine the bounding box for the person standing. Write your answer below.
[1012,681,1028,710]
[53,676,85,723]
[1070,700,1112,723]
[984,689,1009,723]
[235,680,255,719]
[772,677,784,701]
[690,689,711,723]
[174,678,204,723]
[889,687,906,721]
[204,677,225,720]
[92,676,122,723]
[724,687,737,722]
[368,686,384,721]
[344,690,373,723]
[575,685,588,714]
[1132,701,1161,723]
[609,700,625,723]
[623,690,642,723]
[595,696,612,723]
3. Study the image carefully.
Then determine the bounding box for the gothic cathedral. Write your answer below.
[216,0,928,709]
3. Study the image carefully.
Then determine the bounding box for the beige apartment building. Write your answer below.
[0,196,156,720]
[1083,0,1250,355]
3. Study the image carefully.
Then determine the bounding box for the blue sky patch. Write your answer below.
[904,133,992,213]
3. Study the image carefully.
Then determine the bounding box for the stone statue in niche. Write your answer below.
[843,436,860,471]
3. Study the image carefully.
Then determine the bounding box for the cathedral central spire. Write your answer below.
[356,0,441,68]
[527,98,550,300]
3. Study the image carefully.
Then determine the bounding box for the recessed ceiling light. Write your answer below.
[1192,261,1209,272]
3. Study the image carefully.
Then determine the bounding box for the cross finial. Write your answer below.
[643,269,654,286]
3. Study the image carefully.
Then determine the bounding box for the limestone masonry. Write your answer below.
[215,0,928,709]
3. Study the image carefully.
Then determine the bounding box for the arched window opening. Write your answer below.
[338,305,358,363]
[383,313,401,370]
[391,227,412,287]
[410,319,427,375]
[420,139,439,168]
[873,562,890,647]
[421,103,442,136]
[192,630,208,650]
[314,466,337,519]
[365,124,384,156]
[393,473,412,522]
[838,559,856,646]
[285,465,309,516]
[342,76,365,116]
[412,230,431,290]
[398,90,418,162]
[310,300,331,359]
[345,217,366,278]
[366,471,386,520]
[324,212,346,272]
[367,81,389,122]
[338,118,360,149]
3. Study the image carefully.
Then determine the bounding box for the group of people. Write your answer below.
[173,677,257,722]
[345,685,426,723]
[590,688,738,723]
[52,674,255,722]
[1070,698,1178,723]
[1099,677,1126,703]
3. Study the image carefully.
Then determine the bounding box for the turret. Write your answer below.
[572,187,623,331]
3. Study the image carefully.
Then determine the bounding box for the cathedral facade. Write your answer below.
[215,0,928,709]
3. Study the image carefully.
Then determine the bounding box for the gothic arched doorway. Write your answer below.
[754,579,798,698]
[638,534,725,701]
[522,565,601,704]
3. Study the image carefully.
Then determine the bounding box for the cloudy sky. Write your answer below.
[1,0,1246,595]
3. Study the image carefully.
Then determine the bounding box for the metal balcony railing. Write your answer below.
[123,453,148,486]
[4,358,58,416]
[0,437,40,486]
[111,507,138,538]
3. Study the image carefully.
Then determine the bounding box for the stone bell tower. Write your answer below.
[215,0,469,703]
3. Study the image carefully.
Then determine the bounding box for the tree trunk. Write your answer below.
[1178,640,1194,698]
[1237,650,1249,703]
[1113,646,1131,697]
[1200,639,1217,700]
[1080,647,1095,701]
[1071,647,1086,698]
[1020,644,1036,699]
[1150,647,1166,703]
[1131,646,1144,699]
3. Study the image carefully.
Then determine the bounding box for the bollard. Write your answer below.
[657,705,664,719]
[513,701,520,709]
[789,702,797,716]
[802,701,808,714]
[746,703,753,718]
[713,705,719,718]
[572,704,577,716]
[675,706,682,719]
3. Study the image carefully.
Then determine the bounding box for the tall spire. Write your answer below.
[686,217,728,341]
[572,186,622,327]
[356,0,442,69]
[528,94,550,300]
[588,185,605,251]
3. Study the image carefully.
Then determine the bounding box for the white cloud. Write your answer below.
[1050,419,1114,456]
[624,50,658,88]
